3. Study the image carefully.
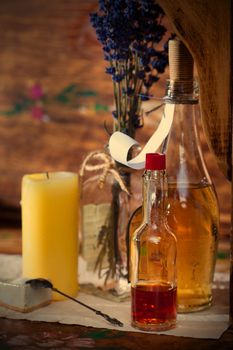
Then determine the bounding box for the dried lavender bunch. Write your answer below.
[90,0,170,137]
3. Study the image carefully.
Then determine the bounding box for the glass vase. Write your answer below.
[78,149,132,301]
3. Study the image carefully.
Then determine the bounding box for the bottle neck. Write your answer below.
[165,79,198,104]
[143,170,168,225]
[162,79,211,185]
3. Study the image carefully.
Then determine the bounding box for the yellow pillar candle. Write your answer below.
[21,172,78,301]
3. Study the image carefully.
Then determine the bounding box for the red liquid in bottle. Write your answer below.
[131,283,177,331]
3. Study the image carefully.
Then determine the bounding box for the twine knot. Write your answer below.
[79,151,129,194]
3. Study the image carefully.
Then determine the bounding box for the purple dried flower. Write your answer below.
[113,73,125,83]
[106,67,116,75]
[137,70,146,79]
[141,94,150,101]
[90,0,172,137]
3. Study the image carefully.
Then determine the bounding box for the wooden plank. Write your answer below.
[158,0,232,180]
[0,318,232,349]
[0,228,22,254]
[0,0,111,208]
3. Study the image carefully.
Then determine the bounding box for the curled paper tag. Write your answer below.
[109,103,175,169]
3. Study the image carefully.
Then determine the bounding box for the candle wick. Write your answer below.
[46,172,49,179]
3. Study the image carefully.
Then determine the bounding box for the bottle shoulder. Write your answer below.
[132,221,177,243]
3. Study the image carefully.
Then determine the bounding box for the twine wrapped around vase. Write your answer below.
[79,150,129,195]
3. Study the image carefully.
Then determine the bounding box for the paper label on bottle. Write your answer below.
[109,103,175,169]
[82,203,111,271]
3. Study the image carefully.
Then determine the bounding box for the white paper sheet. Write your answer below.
[0,254,230,339]
[0,289,229,339]
[109,103,175,169]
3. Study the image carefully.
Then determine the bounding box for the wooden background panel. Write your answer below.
[0,0,231,239]
[158,0,232,179]
[0,0,111,206]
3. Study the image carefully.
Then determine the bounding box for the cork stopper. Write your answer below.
[169,39,193,81]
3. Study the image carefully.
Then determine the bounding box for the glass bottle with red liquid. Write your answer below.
[131,153,177,331]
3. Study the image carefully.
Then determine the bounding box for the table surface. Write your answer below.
[0,318,232,350]
[0,228,233,350]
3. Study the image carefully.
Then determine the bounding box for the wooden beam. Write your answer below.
[158,0,232,180]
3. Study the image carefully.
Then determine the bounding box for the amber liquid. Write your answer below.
[167,183,219,312]
[129,183,219,312]
[131,283,177,331]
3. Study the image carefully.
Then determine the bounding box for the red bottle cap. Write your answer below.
[145,153,166,170]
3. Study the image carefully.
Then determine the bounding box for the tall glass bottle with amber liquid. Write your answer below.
[162,39,219,312]
[131,153,177,331]
[129,39,219,313]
